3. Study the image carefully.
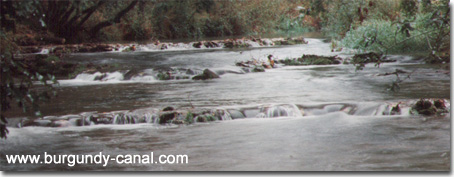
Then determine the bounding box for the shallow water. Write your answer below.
[0,38,450,171]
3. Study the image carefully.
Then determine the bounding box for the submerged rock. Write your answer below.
[192,42,202,48]
[123,69,140,80]
[93,73,108,81]
[390,104,401,115]
[192,69,220,80]
[195,114,217,122]
[228,109,246,119]
[159,112,177,124]
[158,44,167,50]
[204,41,219,48]
[252,66,265,72]
[163,106,175,111]
[223,40,251,48]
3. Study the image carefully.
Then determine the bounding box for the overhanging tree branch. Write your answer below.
[89,0,139,37]
[76,1,106,29]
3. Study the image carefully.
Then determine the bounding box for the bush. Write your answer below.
[340,18,429,54]
[1,31,58,139]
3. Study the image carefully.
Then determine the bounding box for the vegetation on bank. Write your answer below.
[0,32,58,138]
[1,0,312,43]
[0,0,450,139]
[338,0,449,63]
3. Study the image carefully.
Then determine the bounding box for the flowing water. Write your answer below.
[0,38,450,171]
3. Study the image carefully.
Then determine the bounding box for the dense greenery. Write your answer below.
[2,0,314,43]
[339,0,449,62]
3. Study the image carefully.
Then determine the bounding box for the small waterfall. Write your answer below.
[103,72,124,81]
[267,106,289,117]
[241,104,303,118]
[74,72,124,82]
[74,72,104,81]
[212,109,232,121]
[112,113,140,124]
[263,104,303,118]
[144,113,159,124]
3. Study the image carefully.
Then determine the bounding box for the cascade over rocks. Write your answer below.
[6,99,450,129]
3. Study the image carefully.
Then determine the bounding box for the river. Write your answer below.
[0,38,450,171]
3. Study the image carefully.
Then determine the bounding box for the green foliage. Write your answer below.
[7,0,316,42]
[206,115,216,122]
[418,0,450,63]
[341,19,429,54]
[185,111,194,124]
[340,0,449,63]
[400,0,418,16]
[282,58,301,66]
[1,31,58,139]
[419,0,432,13]
[276,17,314,37]
[157,72,171,80]
[44,55,60,63]
[321,0,361,38]
[318,0,403,39]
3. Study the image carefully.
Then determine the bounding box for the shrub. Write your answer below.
[340,18,429,54]
[1,31,58,139]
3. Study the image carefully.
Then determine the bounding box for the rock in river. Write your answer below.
[192,69,220,80]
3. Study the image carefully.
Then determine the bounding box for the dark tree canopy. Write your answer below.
[5,0,139,43]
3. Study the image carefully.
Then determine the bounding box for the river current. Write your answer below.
[0,38,450,171]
